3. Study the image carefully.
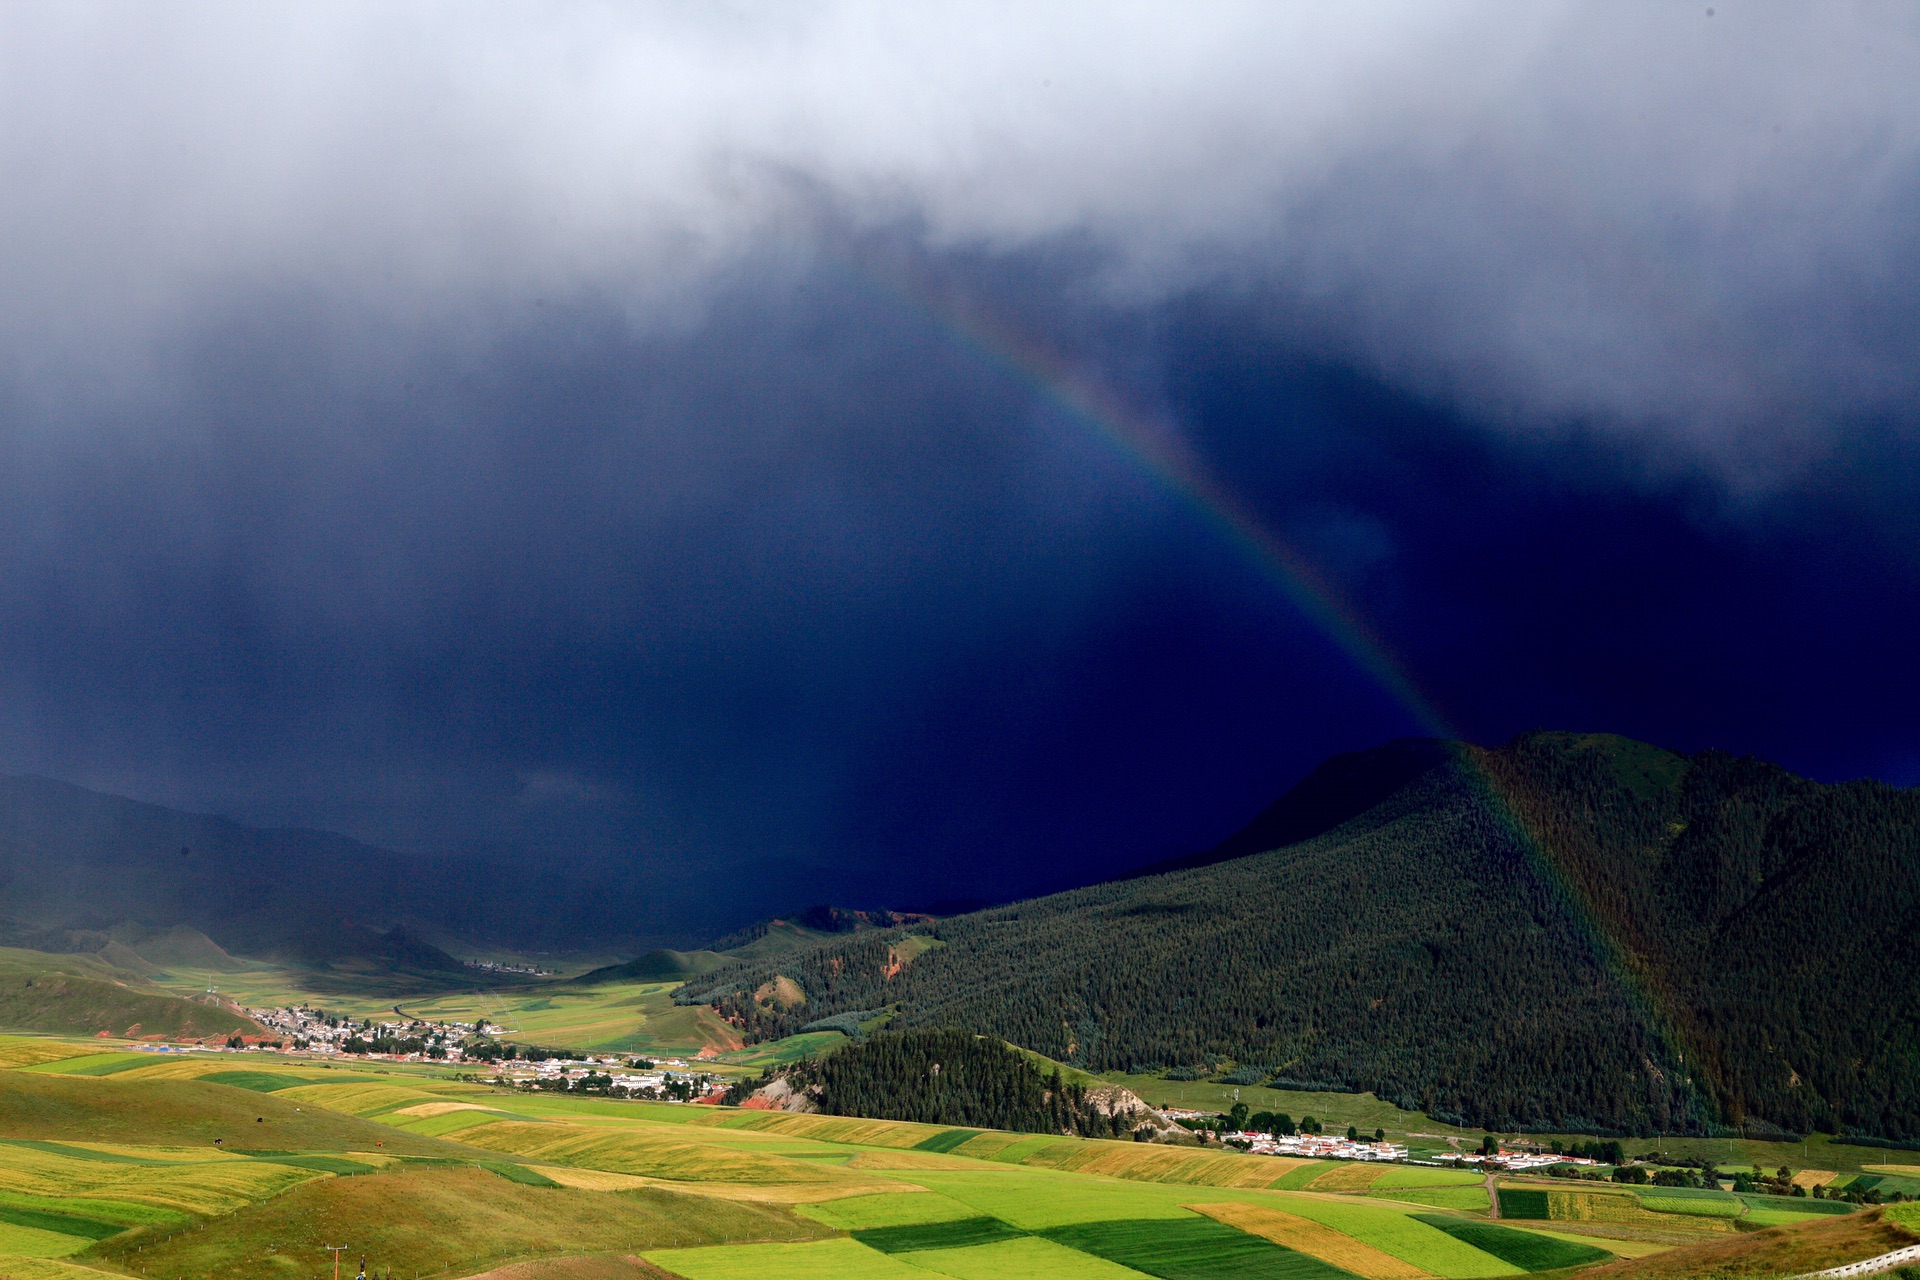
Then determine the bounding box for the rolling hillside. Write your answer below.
[0,947,260,1041]
[680,732,1920,1140]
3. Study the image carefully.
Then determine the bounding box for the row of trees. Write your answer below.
[757,1029,1120,1137]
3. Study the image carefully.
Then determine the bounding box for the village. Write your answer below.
[1216,1130,1603,1170]
[228,1005,725,1099]
[241,1004,487,1056]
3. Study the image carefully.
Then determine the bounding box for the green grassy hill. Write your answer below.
[0,948,258,1041]
[572,950,731,985]
[680,732,1920,1140]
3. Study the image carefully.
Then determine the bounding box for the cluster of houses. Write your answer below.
[488,1058,722,1101]
[228,1011,724,1098]
[462,959,550,977]
[1225,1130,1410,1161]
[1478,1149,1601,1172]
[242,1005,486,1055]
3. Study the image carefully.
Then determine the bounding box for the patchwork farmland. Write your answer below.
[0,1034,1897,1280]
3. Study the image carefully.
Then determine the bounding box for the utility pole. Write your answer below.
[324,1243,349,1280]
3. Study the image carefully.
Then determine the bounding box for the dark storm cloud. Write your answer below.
[2,4,1919,931]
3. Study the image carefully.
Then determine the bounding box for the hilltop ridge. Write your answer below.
[678,731,1920,1140]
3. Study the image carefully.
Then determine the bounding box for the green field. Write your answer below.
[1044,1215,1362,1279]
[0,1029,1896,1280]
[1371,1186,1491,1212]
[1369,1168,1486,1189]
[1413,1216,1613,1271]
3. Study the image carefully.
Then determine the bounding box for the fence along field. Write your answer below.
[0,1033,1896,1280]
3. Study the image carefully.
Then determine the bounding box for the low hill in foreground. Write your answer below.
[682,732,1920,1140]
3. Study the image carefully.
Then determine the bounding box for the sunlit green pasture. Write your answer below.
[0,1029,1884,1280]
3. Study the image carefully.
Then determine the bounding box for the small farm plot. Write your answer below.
[914,1129,986,1155]
[645,1237,933,1280]
[0,1201,141,1242]
[798,1192,986,1231]
[1042,1215,1364,1280]
[1412,1216,1613,1271]
[0,1038,105,1070]
[1370,1168,1487,1189]
[0,1220,98,1258]
[1262,1196,1524,1278]
[852,1217,1028,1253]
[0,1190,183,1231]
[20,1053,154,1077]
[1187,1203,1431,1280]
[1369,1186,1490,1212]
[1633,1190,1745,1219]
[1736,1192,1854,1218]
[896,1168,1199,1230]
[1495,1190,1549,1220]
[902,1236,1153,1279]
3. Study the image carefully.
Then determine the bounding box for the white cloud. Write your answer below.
[4,2,1919,457]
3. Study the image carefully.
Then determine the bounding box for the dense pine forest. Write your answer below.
[749,1028,1116,1135]
[681,733,1920,1139]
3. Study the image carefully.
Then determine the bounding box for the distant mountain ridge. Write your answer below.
[0,774,699,961]
[0,774,948,972]
[680,732,1920,1140]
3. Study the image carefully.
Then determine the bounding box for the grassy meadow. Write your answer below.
[0,1031,1894,1280]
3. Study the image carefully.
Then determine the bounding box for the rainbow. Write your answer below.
[886,276,1455,742]
[860,262,1717,1131]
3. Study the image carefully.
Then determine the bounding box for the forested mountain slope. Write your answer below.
[681,733,1920,1140]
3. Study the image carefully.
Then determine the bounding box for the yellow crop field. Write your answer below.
[529,1165,657,1191]
[646,1237,929,1280]
[795,1192,977,1231]
[1191,1200,1435,1278]
[274,1082,438,1115]
[390,1100,497,1117]
[0,1040,105,1070]
[942,1132,1035,1161]
[457,1119,874,1189]
[1012,1137,1312,1189]
[0,1225,90,1260]
[0,1146,320,1216]
[0,1257,127,1280]
[717,1113,946,1149]
[1310,1163,1392,1191]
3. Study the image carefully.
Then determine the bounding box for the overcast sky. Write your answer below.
[3,3,1917,930]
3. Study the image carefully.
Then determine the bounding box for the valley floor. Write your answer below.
[0,1034,1901,1280]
